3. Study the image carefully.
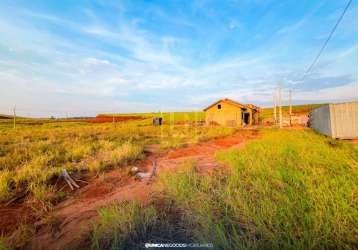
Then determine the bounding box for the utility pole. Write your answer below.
[273,89,277,125]
[289,89,292,126]
[13,105,16,129]
[278,85,282,128]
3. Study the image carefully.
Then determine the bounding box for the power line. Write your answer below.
[289,0,352,112]
[301,0,352,81]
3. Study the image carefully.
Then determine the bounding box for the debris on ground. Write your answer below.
[60,169,79,190]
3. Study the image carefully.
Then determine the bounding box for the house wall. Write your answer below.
[253,111,259,124]
[205,101,242,127]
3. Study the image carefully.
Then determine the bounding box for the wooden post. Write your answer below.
[278,86,282,128]
[289,89,292,126]
[13,105,16,129]
[273,90,277,125]
[14,105,16,129]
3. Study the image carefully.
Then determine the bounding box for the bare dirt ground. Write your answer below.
[346,138,358,148]
[85,115,145,123]
[28,129,259,250]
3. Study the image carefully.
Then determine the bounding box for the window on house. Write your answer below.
[217,104,221,109]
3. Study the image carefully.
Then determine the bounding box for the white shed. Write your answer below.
[309,101,358,139]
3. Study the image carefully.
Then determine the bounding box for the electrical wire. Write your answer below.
[301,0,352,81]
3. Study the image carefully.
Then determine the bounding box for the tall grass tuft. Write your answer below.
[91,201,193,250]
[89,141,144,171]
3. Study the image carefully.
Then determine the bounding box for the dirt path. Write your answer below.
[30,129,259,249]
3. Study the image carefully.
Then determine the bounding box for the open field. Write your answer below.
[0,103,323,128]
[0,117,236,248]
[0,111,206,128]
[90,129,358,249]
[98,111,206,124]
[259,103,326,120]
[0,107,357,249]
[1,0,356,249]
[100,103,325,123]
[0,119,235,203]
[260,103,325,120]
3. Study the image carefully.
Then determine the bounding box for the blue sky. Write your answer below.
[0,0,357,117]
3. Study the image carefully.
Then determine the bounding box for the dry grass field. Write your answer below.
[0,115,236,248]
[0,110,357,249]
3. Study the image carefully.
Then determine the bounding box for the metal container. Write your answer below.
[309,101,358,139]
[153,117,163,126]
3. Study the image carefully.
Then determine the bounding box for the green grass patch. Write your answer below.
[91,129,358,249]
[260,103,325,120]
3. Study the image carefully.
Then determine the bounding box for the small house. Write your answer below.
[204,98,260,127]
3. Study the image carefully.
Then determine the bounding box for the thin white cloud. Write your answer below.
[277,18,306,35]
[295,83,358,101]
[83,57,111,66]
[0,2,357,117]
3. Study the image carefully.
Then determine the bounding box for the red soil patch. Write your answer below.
[0,204,36,235]
[346,139,358,148]
[289,124,306,130]
[167,130,258,159]
[85,115,145,123]
[25,130,259,249]
[79,170,132,200]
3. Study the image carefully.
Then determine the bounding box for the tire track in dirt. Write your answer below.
[30,129,259,250]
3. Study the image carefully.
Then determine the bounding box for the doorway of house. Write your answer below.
[243,112,250,125]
